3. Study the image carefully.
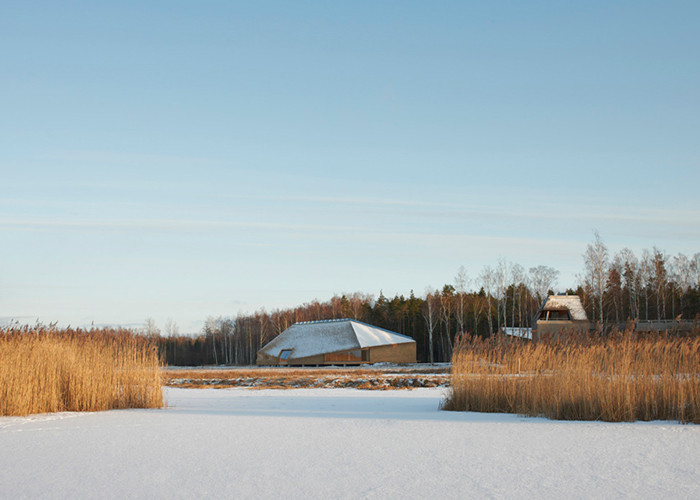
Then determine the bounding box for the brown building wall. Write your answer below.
[533,320,591,341]
[257,342,416,365]
[366,343,416,364]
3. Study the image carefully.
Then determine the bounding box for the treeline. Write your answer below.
[580,234,700,325]
[157,237,700,366]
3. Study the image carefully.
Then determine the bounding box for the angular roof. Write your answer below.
[259,319,415,360]
[540,295,588,321]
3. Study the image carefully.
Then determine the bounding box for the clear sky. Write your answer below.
[2,1,699,333]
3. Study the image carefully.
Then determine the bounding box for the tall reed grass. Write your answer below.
[443,330,699,423]
[0,325,163,416]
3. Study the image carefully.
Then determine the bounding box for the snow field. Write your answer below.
[0,387,698,499]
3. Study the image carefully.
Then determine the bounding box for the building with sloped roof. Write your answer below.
[256,319,416,365]
[531,294,590,340]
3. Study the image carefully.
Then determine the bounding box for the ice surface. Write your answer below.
[1,388,698,499]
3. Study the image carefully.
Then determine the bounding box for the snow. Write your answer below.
[503,327,533,339]
[350,321,414,348]
[541,295,589,321]
[1,388,698,499]
[259,320,359,358]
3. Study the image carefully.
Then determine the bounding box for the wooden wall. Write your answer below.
[257,342,416,365]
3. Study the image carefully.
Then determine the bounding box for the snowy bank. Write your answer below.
[0,388,698,499]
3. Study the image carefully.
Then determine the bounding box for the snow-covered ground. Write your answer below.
[1,388,698,499]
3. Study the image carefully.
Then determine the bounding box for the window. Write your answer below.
[538,309,571,321]
[279,349,293,361]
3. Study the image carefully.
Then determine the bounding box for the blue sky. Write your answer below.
[2,1,698,333]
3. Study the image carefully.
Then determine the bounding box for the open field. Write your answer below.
[164,363,450,389]
[1,387,698,499]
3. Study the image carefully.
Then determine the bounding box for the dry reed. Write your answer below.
[0,325,163,416]
[443,330,699,423]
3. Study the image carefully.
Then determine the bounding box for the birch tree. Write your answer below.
[163,318,179,337]
[692,253,700,288]
[495,259,509,330]
[510,263,524,327]
[583,231,609,325]
[143,317,160,337]
[204,316,219,365]
[422,288,439,363]
[454,266,470,336]
[529,265,560,306]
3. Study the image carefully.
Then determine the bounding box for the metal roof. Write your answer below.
[258,319,415,359]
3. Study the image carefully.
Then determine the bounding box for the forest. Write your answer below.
[157,236,700,365]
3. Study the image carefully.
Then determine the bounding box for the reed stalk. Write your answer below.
[443,329,699,423]
[0,325,163,416]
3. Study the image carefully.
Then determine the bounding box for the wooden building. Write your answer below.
[256,319,417,366]
[531,294,590,341]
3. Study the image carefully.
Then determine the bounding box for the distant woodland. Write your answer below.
[157,234,700,365]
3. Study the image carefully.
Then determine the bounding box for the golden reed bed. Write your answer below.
[443,330,699,423]
[0,325,163,416]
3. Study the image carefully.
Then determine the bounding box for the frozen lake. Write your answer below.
[1,387,698,499]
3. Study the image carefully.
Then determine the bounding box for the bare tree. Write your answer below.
[529,265,560,306]
[349,292,370,319]
[691,253,700,288]
[204,316,219,365]
[330,295,343,318]
[234,313,244,364]
[257,310,270,352]
[422,288,439,363]
[163,318,180,337]
[583,231,609,325]
[510,263,524,327]
[668,255,682,318]
[143,317,160,337]
[269,310,286,336]
[454,266,470,336]
[495,259,509,330]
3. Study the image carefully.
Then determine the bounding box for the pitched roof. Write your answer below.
[541,295,588,321]
[259,319,415,359]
